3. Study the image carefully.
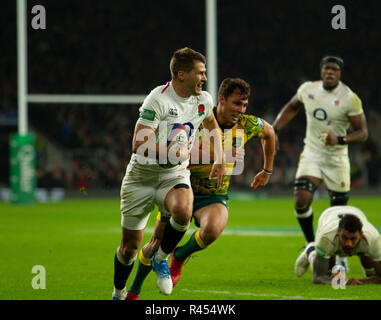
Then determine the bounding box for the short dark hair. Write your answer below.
[338,214,363,233]
[218,78,251,100]
[320,55,344,70]
[170,47,206,79]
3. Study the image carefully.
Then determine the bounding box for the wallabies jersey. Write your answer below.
[297,81,364,156]
[190,108,264,195]
[131,81,213,171]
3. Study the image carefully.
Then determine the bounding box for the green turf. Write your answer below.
[0,196,380,300]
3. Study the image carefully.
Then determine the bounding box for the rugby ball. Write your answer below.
[160,125,189,168]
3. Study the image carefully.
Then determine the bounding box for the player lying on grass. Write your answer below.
[125,77,276,300]
[295,205,381,285]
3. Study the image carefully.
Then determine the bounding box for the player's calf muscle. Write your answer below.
[294,192,312,210]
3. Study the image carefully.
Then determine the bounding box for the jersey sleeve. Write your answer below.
[296,81,311,103]
[368,235,381,262]
[137,94,165,128]
[346,93,364,117]
[316,236,335,259]
[243,115,265,141]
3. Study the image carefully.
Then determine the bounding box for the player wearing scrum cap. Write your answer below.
[294,205,381,285]
[272,56,368,271]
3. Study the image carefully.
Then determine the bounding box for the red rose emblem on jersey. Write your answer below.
[198,104,205,116]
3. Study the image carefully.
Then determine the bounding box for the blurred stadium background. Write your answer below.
[1,0,380,203]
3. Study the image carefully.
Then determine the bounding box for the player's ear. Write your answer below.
[177,70,186,81]
[218,95,225,104]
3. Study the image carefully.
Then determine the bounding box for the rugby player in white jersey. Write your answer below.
[272,56,368,270]
[295,205,381,285]
[112,47,225,299]
[124,78,276,300]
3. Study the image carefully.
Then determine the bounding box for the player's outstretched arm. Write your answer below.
[202,113,226,188]
[251,120,275,190]
[272,94,304,151]
[355,260,381,284]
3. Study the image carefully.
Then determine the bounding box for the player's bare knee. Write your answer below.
[170,204,192,225]
[118,245,138,262]
[294,178,317,211]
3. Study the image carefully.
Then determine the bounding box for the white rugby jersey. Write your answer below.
[297,81,363,156]
[132,81,213,170]
[315,206,381,261]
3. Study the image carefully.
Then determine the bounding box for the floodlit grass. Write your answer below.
[0,196,380,300]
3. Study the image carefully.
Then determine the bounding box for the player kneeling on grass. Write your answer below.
[295,205,381,285]
[125,78,276,300]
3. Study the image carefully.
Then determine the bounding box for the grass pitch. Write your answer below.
[0,195,380,300]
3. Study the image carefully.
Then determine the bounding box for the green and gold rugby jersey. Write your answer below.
[190,108,264,195]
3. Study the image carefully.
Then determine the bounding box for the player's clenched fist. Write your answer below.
[319,130,339,146]
[209,163,226,188]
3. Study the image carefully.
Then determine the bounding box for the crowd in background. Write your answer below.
[1,0,380,193]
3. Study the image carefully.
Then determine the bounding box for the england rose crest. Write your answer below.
[198,104,205,116]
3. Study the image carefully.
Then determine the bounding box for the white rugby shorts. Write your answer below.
[120,164,191,230]
[295,148,350,192]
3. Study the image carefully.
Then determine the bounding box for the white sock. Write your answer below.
[113,287,126,298]
[169,217,189,232]
[155,247,169,263]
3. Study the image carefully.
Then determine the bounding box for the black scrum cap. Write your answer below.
[320,56,344,70]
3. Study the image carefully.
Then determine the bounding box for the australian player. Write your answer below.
[272,56,368,270]
[125,78,276,300]
[112,47,225,300]
[295,205,381,285]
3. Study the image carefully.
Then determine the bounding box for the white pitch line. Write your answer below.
[180,288,360,300]
[76,226,303,237]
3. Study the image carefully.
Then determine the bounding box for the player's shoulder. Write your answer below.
[339,82,362,102]
[297,80,316,92]
[197,90,214,105]
[240,114,264,129]
[239,114,265,139]
[362,219,381,242]
[316,231,337,258]
[147,82,171,100]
